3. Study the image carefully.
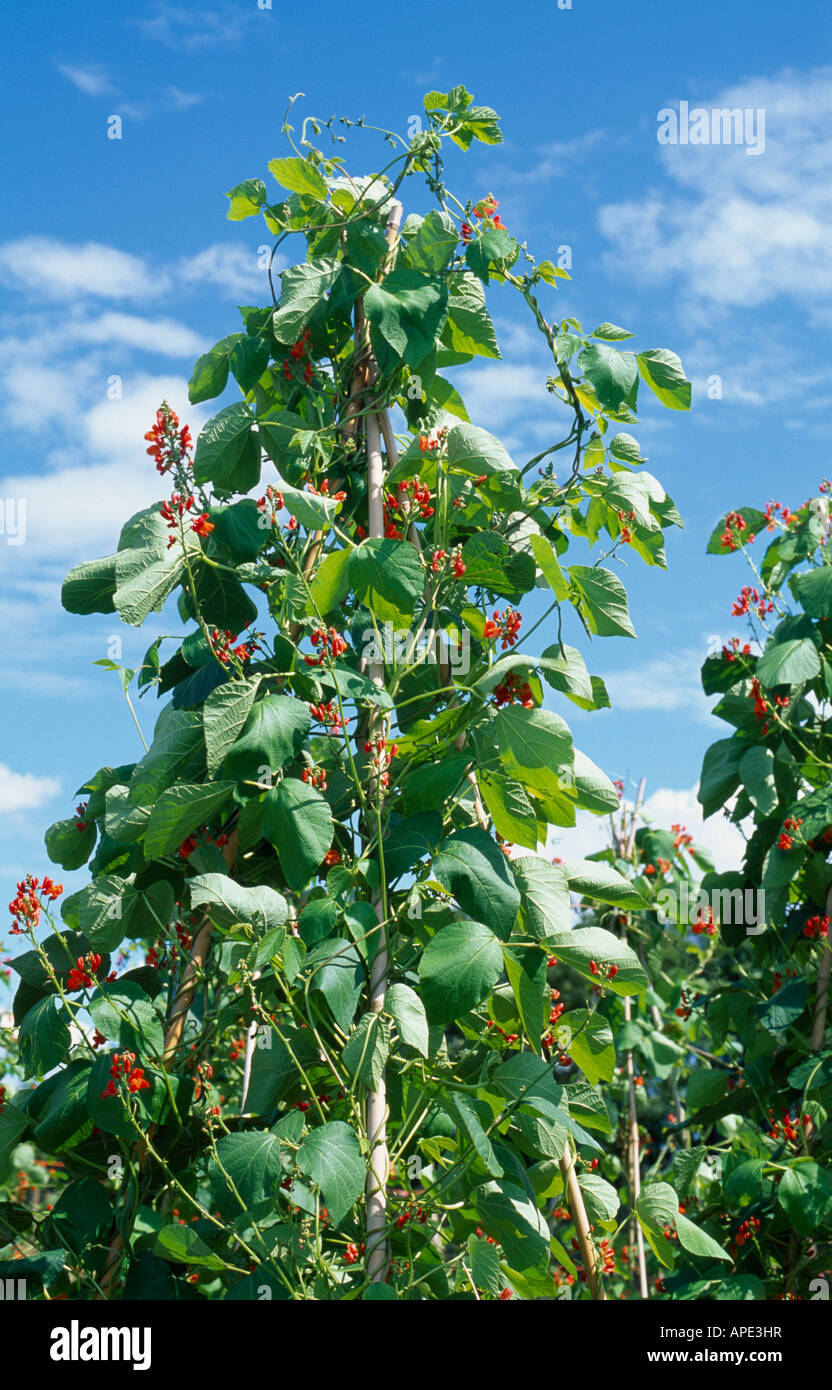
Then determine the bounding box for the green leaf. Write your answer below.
[494,705,574,800]
[419,919,503,1023]
[364,267,448,371]
[431,827,520,939]
[568,565,636,638]
[739,744,778,816]
[407,209,459,274]
[189,873,288,932]
[272,259,340,343]
[154,1225,228,1271]
[562,859,643,909]
[130,707,205,803]
[45,817,96,871]
[188,333,244,405]
[18,998,71,1078]
[756,637,820,688]
[222,694,310,784]
[578,344,638,412]
[307,548,352,616]
[511,855,572,937]
[530,534,569,600]
[349,538,425,625]
[468,1232,503,1295]
[441,271,500,359]
[795,566,832,619]
[262,778,332,890]
[226,178,267,220]
[203,677,261,774]
[385,983,429,1057]
[89,981,164,1058]
[559,1010,614,1085]
[446,421,516,478]
[777,1163,832,1237]
[636,348,691,411]
[591,323,633,341]
[635,1182,678,1267]
[502,943,548,1045]
[193,402,260,495]
[297,1121,365,1226]
[577,1172,620,1223]
[114,506,193,627]
[675,1212,731,1261]
[445,1093,502,1176]
[473,1180,549,1272]
[543,927,646,996]
[210,1129,284,1216]
[342,1012,390,1090]
[756,977,807,1034]
[0,1102,30,1181]
[62,554,118,615]
[211,499,267,562]
[306,938,364,1031]
[465,228,519,283]
[268,155,328,199]
[698,738,743,818]
[144,781,234,858]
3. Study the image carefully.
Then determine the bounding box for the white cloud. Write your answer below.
[601,649,714,722]
[57,62,117,98]
[600,66,832,317]
[134,3,259,50]
[550,784,746,874]
[176,243,269,298]
[0,238,162,301]
[0,763,61,815]
[67,313,208,357]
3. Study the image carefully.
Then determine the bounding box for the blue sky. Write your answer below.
[1,0,830,962]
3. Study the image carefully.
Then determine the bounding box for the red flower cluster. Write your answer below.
[211,627,261,665]
[396,1205,428,1229]
[430,546,466,578]
[74,801,89,830]
[8,874,62,935]
[283,328,315,385]
[803,914,830,939]
[304,626,348,667]
[692,906,718,937]
[100,1051,151,1099]
[777,817,802,851]
[722,637,752,662]
[749,677,769,733]
[671,824,693,851]
[720,510,754,551]
[417,428,447,453]
[598,1238,615,1274]
[309,701,343,731]
[767,1110,809,1143]
[363,734,398,789]
[160,492,213,547]
[493,671,534,709]
[764,499,798,530]
[461,195,504,242]
[483,608,522,648]
[144,404,192,476]
[617,508,635,544]
[66,952,102,992]
[588,960,618,981]
[301,765,327,791]
[731,586,774,620]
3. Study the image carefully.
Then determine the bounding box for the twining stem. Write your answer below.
[618,777,649,1299]
[560,1141,606,1300]
[97,831,239,1297]
[362,199,403,1283]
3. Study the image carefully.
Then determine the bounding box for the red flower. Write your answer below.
[191,513,214,537]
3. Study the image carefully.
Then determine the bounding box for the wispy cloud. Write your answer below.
[600,66,832,318]
[134,3,260,50]
[57,61,117,98]
[0,238,163,301]
[0,763,61,815]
